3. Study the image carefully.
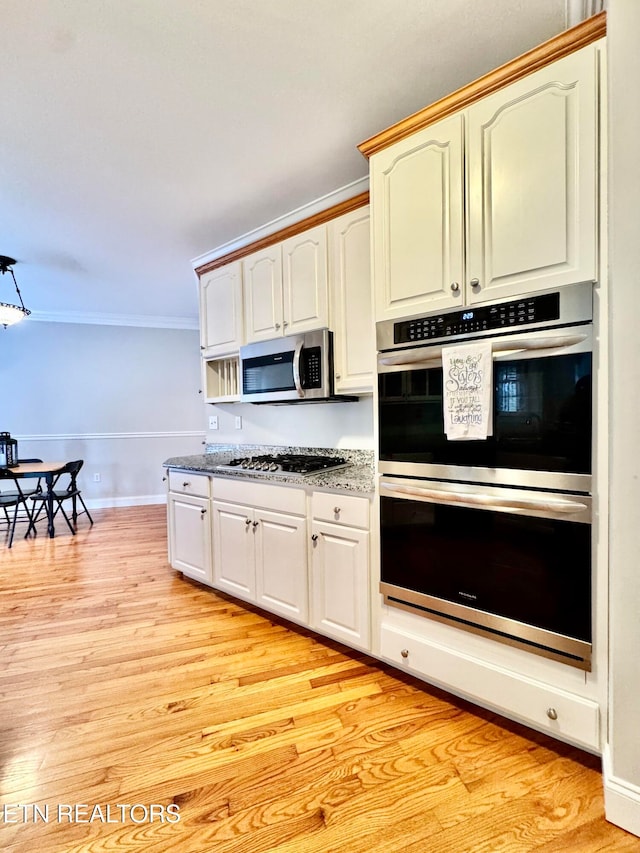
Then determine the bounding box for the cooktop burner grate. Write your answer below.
[216,453,349,478]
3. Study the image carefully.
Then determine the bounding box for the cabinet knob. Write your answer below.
[200,508,207,516]
[275,322,281,330]
[546,707,558,721]
[470,278,480,288]
[200,345,205,350]
[162,476,167,482]
[311,534,318,542]
[183,482,190,488]
[252,520,259,528]
[333,506,341,514]
[450,282,460,292]
[245,518,251,526]
[335,374,341,380]
[400,648,409,659]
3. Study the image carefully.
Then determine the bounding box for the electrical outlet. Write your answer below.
[209,415,219,430]
[93,473,101,483]
[235,416,242,430]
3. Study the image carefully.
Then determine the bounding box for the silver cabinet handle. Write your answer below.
[275,322,281,330]
[311,534,318,542]
[546,707,558,721]
[401,649,409,659]
[252,520,259,528]
[283,320,288,327]
[450,282,460,292]
[162,476,167,482]
[245,518,251,526]
[182,481,190,488]
[200,508,207,516]
[333,506,341,514]
[470,278,480,288]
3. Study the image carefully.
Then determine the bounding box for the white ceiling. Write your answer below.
[1,0,572,328]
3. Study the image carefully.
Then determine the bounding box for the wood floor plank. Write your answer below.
[0,505,636,852]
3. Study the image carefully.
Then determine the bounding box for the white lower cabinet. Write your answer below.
[167,471,213,585]
[380,624,600,751]
[211,478,308,624]
[310,492,371,651]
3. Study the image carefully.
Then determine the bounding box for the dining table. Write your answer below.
[1,461,67,539]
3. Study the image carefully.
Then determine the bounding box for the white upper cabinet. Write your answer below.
[199,261,244,357]
[371,113,465,320]
[243,245,283,343]
[282,224,329,336]
[329,206,374,393]
[466,45,598,303]
[243,224,329,343]
[371,42,599,321]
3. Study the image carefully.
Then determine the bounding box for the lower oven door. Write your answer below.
[379,476,592,670]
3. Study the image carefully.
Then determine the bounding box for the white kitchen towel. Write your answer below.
[442,340,493,440]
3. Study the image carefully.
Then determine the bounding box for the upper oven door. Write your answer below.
[378,324,592,492]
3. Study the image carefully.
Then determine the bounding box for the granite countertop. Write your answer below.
[163,445,375,494]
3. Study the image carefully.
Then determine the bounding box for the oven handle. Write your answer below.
[292,340,305,398]
[378,333,588,367]
[380,482,588,514]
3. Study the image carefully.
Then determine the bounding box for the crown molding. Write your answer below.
[358,11,606,158]
[192,175,369,274]
[28,310,199,330]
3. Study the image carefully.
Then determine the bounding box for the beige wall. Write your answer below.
[1,321,206,505]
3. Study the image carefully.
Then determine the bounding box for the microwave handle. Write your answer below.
[378,333,589,367]
[292,339,305,398]
[380,482,588,515]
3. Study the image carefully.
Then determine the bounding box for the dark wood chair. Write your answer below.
[0,473,34,548]
[28,460,94,536]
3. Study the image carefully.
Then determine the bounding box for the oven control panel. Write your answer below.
[394,292,561,344]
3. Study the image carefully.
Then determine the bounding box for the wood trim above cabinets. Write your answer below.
[195,190,370,277]
[357,11,606,159]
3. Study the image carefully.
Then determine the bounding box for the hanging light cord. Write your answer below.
[4,266,28,312]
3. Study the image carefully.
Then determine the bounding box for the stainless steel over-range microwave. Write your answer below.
[239,329,353,404]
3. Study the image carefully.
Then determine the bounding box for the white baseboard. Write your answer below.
[603,745,640,837]
[85,495,167,510]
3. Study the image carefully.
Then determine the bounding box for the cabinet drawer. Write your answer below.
[168,470,211,498]
[312,491,370,529]
[212,477,306,515]
[380,624,600,751]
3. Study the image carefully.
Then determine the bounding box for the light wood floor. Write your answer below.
[0,505,637,852]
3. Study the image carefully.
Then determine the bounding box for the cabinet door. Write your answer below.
[467,45,597,303]
[329,206,374,393]
[199,261,243,356]
[282,224,329,335]
[311,521,370,651]
[211,501,256,602]
[254,509,308,624]
[243,245,284,343]
[371,113,465,320]
[168,494,212,585]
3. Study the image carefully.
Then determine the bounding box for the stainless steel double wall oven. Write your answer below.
[377,283,594,669]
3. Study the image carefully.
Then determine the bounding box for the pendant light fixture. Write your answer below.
[0,256,31,328]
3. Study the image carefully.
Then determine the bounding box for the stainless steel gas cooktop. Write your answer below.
[216,453,349,479]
